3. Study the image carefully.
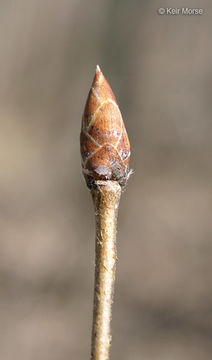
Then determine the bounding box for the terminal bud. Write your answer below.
[80,65,131,188]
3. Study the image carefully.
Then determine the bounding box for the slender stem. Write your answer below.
[90,180,121,360]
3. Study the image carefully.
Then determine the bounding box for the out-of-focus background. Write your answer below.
[0,0,212,359]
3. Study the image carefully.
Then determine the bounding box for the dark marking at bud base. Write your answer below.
[80,65,131,189]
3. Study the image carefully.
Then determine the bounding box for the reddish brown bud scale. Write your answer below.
[80,65,131,188]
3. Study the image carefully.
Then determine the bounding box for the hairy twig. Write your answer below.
[91,181,121,359]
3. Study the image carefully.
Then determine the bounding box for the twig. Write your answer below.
[91,180,121,359]
[80,66,131,360]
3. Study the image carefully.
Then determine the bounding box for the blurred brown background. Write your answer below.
[0,0,212,359]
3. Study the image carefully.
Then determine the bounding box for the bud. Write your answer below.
[80,66,131,188]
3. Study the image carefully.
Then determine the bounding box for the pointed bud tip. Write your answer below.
[96,64,101,73]
[93,65,102,85]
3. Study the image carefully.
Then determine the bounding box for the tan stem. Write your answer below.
[90,181,121,360]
